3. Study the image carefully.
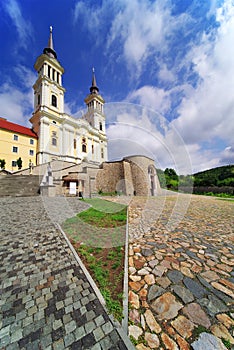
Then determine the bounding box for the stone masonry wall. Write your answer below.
[130,161,149,196]
[95,162,124,194]
[123,161,134,195]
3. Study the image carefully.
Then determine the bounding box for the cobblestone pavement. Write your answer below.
[0,196,133,350]
[126,194,234,349]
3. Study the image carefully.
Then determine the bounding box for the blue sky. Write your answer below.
[0,0,234,173]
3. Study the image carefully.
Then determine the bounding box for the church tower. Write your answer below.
[30,27,107,166]
[30,27,65,164]
[83,69,108,164]
[84,69,106,135]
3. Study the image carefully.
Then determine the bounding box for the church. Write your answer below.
[30,26,107,166]
[0,27,160,197]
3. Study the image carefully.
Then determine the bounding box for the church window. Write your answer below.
[52,131,57,146]
[99,122,103,131]
[51,94,57,107]
[52,69,55,81]
[13,146,18,153]
[74,139,76,149]
[92,145,94,154]
[37,94,40,105]
[82,137,87,153]
[101,148,104,159]
[57,72,60,84]
[13,135,18,141]
[48,65,51,78]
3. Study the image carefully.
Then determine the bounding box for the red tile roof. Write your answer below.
[0,118,38,138]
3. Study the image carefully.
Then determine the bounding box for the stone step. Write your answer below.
[0,175,42,197]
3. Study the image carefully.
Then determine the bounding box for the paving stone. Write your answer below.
[173,285,194,303]
[171,315,194,338]
[183,277,208,298]
[167,270,184,283]
[198,294,228,316]
[148,285,165,301]
[191,332,227,350]
[151,292,183,320]
[183,303,211,328]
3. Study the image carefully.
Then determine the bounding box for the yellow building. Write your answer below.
[0,118,37,172]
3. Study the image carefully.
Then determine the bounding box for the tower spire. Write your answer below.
[43,26,57,59]
[90,67,99,94]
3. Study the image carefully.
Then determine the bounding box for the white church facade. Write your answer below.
[1,27,160,197]
[30,27,107,167]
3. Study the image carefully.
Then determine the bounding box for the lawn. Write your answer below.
[62,198,127,321]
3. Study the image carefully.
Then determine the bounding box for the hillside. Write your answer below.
[193,165,234,187]
[156,165,234,196]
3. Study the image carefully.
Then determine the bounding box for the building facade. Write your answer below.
[0,118,37,172]
[30,27,107,167]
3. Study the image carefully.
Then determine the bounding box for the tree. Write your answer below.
[164,168,179,190]
[16,157,22,170]
[156,168,166,188]
[0,159,6,169]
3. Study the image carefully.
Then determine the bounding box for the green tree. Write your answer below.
[164,168,178,189]
[156,168,166,188]
[16,157,22,170]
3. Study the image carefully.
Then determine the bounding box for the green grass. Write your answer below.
[63,198,127,321]
[84,198,126,213]
[77,207,127,228]
[222,338,231,349]
[77,244,125,321]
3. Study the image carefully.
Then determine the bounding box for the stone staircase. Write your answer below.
[0,175,42,197]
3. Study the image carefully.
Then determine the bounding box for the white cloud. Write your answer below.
[105,103,193,174]
[158,63,175,83]
[0,66,35,126]
[3,0,33,50]
[173,0,234,146]
[127,86,171,115]
[73,0,192,78]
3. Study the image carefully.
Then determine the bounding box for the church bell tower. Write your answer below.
[30,27,65,164]
[84,68,106,135]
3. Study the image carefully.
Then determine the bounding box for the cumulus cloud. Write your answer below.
[127,86,171,115]
[105,103,193,174]
[173,0,234,147]
[0,65,35,126]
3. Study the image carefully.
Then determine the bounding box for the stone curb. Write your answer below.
[57,222,135,350]
[122,207,129,333]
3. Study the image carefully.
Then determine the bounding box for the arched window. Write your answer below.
[99,122,103,131]
[51,95,57,107]
[92,145,94,154]
[52,131,57,146]
[82,137,87,153]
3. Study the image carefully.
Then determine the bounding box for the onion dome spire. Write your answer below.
[90,67,99,94]
[43,26,57,59]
